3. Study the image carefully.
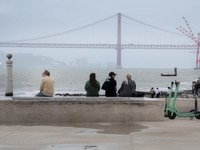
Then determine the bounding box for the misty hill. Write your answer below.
[0,51,66,68]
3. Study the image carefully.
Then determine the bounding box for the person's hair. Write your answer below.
[89,73,97,86]
[125,73,132,84]
[43,70,50,76]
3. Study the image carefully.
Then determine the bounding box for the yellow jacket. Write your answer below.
[39,76,55,96]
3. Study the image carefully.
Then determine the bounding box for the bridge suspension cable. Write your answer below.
[8,14,117,43]
[121,13,183,36]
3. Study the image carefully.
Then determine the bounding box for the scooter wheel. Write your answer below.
[189,109,196,113]
[195,113,200,119]
[189,110,200,119]
[168,111,176,120]
[195,115,200,119]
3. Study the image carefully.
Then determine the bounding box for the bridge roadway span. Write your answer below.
[0,96,199,125]
[0,42,197,49]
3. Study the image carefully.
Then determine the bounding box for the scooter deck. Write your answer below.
[176,112,197,117]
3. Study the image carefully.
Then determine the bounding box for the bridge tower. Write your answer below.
[116,13,122,68]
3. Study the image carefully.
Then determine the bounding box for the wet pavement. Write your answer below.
[66,122,146,134]
[0,119,200,150]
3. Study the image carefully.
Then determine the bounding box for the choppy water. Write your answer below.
[0,67,199,96]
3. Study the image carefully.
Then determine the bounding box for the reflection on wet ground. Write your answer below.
[65,122,147,135]
[48,144,98,150]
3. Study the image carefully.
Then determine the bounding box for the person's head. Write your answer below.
[109,72,117,78]
[90,73,96,81]
[126,73,132,80]
[89,73,96,86]
[43,70,50,76]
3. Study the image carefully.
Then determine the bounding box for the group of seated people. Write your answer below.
[35,70,144,97]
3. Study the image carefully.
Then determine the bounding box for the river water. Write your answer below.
[0,67,199,96]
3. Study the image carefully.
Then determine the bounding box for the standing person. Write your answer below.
[192,81,197,96]
[102,72,117,97]
[118,73,136,97]
[35,70,55,97]
[150,87,155,98]
[167,86,170,96]
[85,73,100,97]
[195,79,200,96]
[155,87,161,98]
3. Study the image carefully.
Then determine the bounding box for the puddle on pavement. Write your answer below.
[48,144,97,150]
[66,122,147,135]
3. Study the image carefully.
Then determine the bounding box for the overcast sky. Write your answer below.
[0,0,199,68]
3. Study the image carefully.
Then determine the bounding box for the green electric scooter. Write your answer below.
[164,81,174,117]
[165,81,200,120]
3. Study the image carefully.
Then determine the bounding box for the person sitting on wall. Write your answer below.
[118,73,144,97]
[118,73,136,97]
[35,70,55,97]
[102,72,117,97]
[85,73,100,97]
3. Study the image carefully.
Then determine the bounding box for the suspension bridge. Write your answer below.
[0,13,199,68]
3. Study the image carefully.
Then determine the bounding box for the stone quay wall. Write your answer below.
[0,97,165,125]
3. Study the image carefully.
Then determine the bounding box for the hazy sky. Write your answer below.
[0,0,199,68]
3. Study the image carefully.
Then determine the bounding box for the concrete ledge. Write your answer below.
[0,97,164,124]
